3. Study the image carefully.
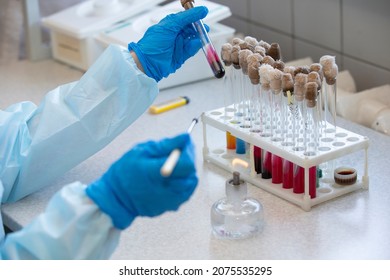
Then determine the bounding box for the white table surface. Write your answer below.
[1,59,390,260]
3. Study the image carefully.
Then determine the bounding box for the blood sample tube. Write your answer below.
[254,146,262,174]
[181,0,225,79]
[261,150,272,179]
[293,165,317,198]
[282,159,294,189]
[271,154,283,184]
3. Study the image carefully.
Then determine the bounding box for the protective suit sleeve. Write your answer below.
[0,182,120,259]
[0,44,158,202]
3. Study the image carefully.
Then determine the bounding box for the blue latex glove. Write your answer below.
[128,6,209,82]
[86,133,198,230]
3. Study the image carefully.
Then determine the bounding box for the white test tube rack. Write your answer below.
[201,106,369,211]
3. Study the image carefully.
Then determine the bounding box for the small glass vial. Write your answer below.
[211,171,264,239]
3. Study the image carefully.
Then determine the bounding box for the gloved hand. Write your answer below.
[86,133,198,230]
[128,6,209,82]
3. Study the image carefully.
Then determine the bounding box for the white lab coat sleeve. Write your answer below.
[0,44,158,202]
[0,182,120,259]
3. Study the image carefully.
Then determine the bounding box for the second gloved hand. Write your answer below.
[128,6,209,82]
[86,133,198,230]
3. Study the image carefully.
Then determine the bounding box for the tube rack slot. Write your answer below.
[202,106,369,211]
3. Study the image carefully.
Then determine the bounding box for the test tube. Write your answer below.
[293,165,317,198]
[181,0,225,79]
[320,55,338,134]
[271,154,283,184]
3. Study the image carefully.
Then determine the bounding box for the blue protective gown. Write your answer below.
[0,44,158,259]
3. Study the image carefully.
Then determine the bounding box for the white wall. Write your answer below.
[213,0,390,91]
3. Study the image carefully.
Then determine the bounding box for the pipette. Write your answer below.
[180,0,225,79]
[160,117,199,177]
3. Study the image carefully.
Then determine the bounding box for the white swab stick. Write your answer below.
[160,117,199,177]
[160,149,181,177]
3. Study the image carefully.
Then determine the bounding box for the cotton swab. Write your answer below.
[160,117,199,177]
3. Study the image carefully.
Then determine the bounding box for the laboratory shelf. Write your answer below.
[201,106,370,211]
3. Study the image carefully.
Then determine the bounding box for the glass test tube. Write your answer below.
[282,91,295,146]
[223,66,237,150]
[235,138,246,155]
[329,82,338,133]
[322,83,336,134]
[270,89,282,184]
[232,69,244,122]
[181,0,225,79]
[271,154,283,184]
[261,87,273,137]
[254,146,262,174]
[261,150,272,179]
[293,165,317,198]
[293,96,305,151]
[281,91,295,188]
[226,131,236,150]
[282,159,294,189]
[253,84,264,133]
[259,85,272,180]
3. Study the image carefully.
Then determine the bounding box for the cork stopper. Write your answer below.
[261,55,275,67]
[282,73,294,96]
[244,36,258,52]
[181,0,194,10]
[284,66,296,77]
[320,55,338,84]
[232,36,251,51]
[266,43,281,61]
[294,73,307,101]
[232,37,245,46]
[254,45,266,57]
[293,66,308,77]
[326,77,337,85]
[239,49,253,75]
[310,63,323,81]
[247,53,261,65]
[307,71,322,90]
[221,43,233,66]
[301,65,310,75]
[231,45,241,69]
[319,55,336,69]
[259,64,272,89]
[248,54,261,85]
[269,68,283,93]
[305,82,318,108]
[273,60,285,71]
[239,41,251,50]
[248,65,260,85]
[259,40,270,52]
[325,64,338,83]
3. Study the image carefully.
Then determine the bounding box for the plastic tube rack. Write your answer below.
[201,106,369,211]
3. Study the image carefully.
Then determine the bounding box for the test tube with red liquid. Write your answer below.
[181,0,225,79]
[271,154,283,184]
[293,165,317,198]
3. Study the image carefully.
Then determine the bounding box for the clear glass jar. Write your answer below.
[211,172,264,239]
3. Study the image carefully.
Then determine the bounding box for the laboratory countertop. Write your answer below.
[1,59,390,260]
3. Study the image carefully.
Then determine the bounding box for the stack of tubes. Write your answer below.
[220,36,339,199]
